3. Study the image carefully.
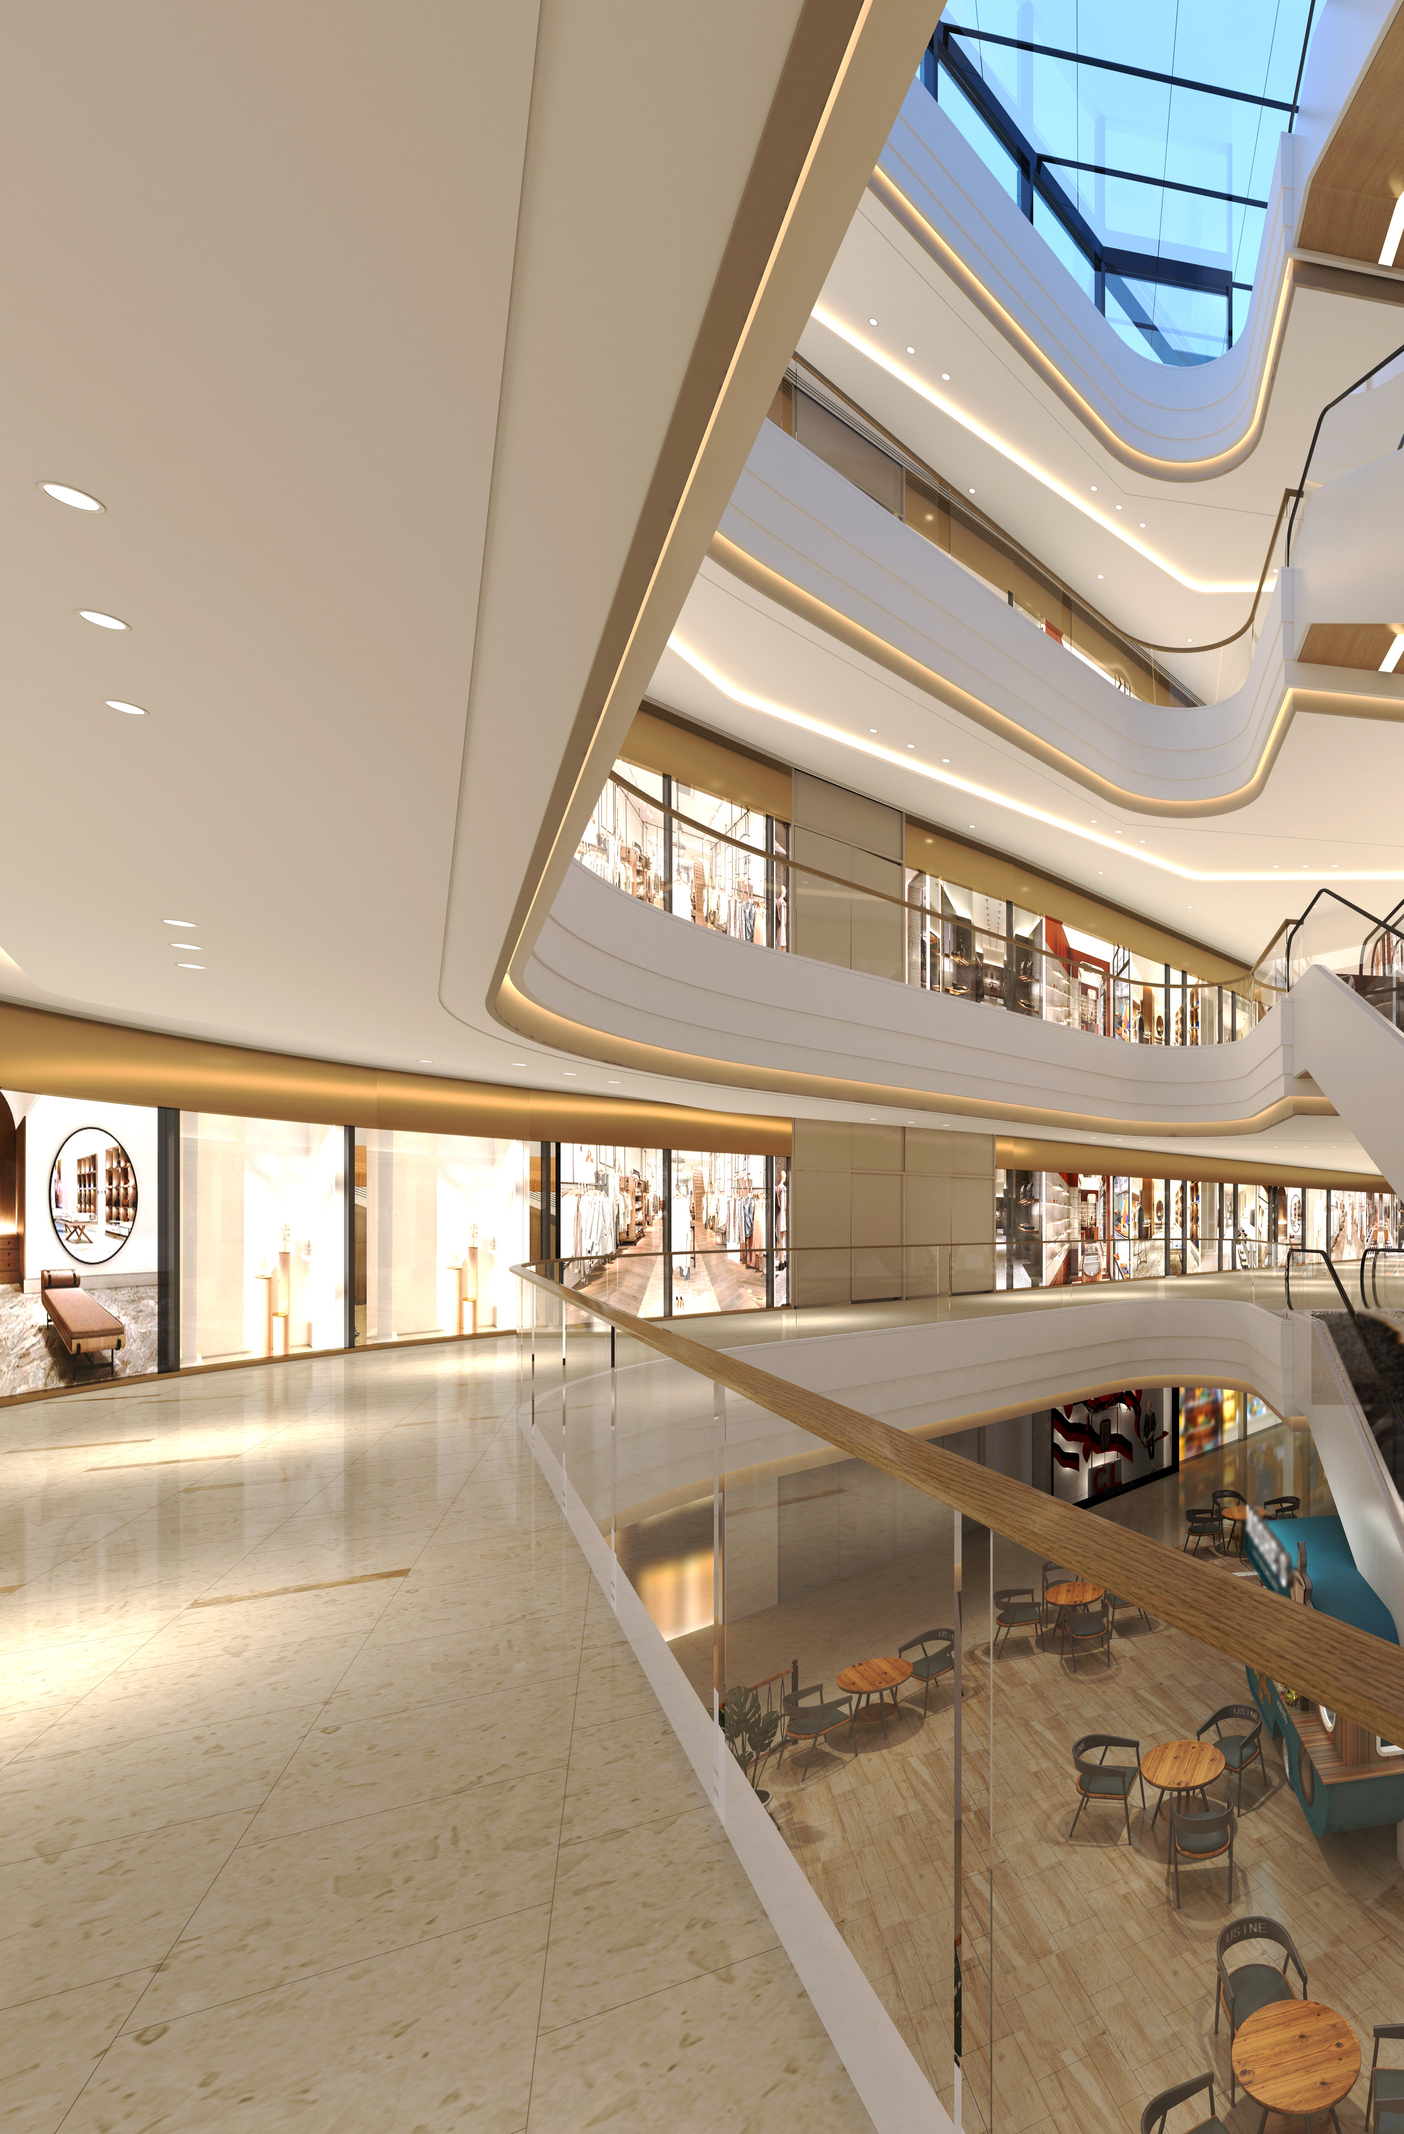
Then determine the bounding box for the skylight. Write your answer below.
[924,2,1318,365]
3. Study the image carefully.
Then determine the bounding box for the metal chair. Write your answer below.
[1184,1507,1218,1554]
[1139,2071,1229,2133]
[1107,1590,1152,1634]
[1198,1702,1266,1810]
[1263,1494,1301,1518]
[1215,1916,1306,2103]
[777,1682,856,1780]
[1212,1488,1246,1552]
[1067,1597,1111,1671]
[1168,1803,1235,1909]
[1367,2022,1404,2129]
[993,1586,1043,1656]
[898,1627,955,1713]
[1069,1732,1144,1845]
[1042,1560,1075,1643]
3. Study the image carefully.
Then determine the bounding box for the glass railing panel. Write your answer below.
[721,1378,961,2121]
[614,1342,718,1712]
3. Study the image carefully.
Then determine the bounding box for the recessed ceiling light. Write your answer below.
[163,917,196,926]
[171,942,202,951]
[1115,505,1122,512]
[1187,638,1193,644]
[942,372,950,381]
[968,487,975,494]
[1098,870,1104,875]
[42,482,103,511]
[418,1058,432,1064]
[563,1070,576,1076]
[1091,485,1097,492]
[512,1061,526,1067]
[608,1078,620,1084]
[868,726,878,734]
[868,316,878,325]
[79,610,127,630]
[1090,819,1097,824]
[906,742,915,749]
[1139,521,1146,528]
[968,823,975,829]
[906,345,915,354]
[942,756,950,763]
[1097,573,1104,579]
[106,699,146,716]
[176,962,204,970]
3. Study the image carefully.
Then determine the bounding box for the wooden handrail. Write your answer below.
[515,1262,1404,1741]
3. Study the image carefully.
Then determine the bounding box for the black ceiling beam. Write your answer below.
[1038,156,1267,211]
[941,23,1296,112]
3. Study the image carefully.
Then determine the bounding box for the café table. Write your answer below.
[1141,1737,1226,1827]
[836,1656,912,1740]
[1045,1579,1104,1654]
[1231,1998,1359,2131]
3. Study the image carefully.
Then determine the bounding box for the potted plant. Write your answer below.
[723,1682,781,1808]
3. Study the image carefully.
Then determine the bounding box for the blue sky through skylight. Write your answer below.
[945,2,1316,358]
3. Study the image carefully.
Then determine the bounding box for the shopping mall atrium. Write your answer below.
[8,6,1404,2130]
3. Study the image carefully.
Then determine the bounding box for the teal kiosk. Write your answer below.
[1245,1515,1404,1837]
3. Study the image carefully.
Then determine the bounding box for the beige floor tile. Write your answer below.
[134,1777,564,2021]
[0,1701,322,1864]
[0,1967,151,2134]
[0,1811,251,2009]
[539,1804,777,2030]
[558,1715,707,1846]
[526,1945,871,2133]
[62,1909,548,2134]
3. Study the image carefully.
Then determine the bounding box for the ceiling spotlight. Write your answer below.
[512,1061,526,1067]
[941,372,950,381]
[1097,573,1104,579]
[968,822,975,829]
[1091,485,1097,492]
[163,918,196,926]
[79,609,127,630]
[42,482,103,511]
[868,316,878,325]
[176,962,205,971]
[942,756,950,763]
[868,726,878,734]
[1115,505,1122,512]
[1139,521,1146,528]
[1187,638,1194,644]
[906,344,915,354]
[968,487,975,494]
[418,1058,432,1064]
[171,942,202,951]
[906,742,916,749]
[608,1078,620,1085]
[106,699,146,716]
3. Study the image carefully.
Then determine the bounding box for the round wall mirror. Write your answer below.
[49,1128,138,1265]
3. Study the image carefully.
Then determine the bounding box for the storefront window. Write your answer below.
[354,1130,524,1346]
[669,1150,770,1316]
[1050,1388,1174,1503]
[561,1144,664,1313]
[180,1113,344,1365]
[671,784,776,947]
[575,760,666,906]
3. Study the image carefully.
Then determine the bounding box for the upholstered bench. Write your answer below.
[40,1269,125,1372]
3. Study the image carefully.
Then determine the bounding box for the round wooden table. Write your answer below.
[1045,1580,1104,1652]
[836,1656,912,1738]
[1231,1999,1360,2131]
[1221,1503,1262,1555]
[1141,1737,1225,1826]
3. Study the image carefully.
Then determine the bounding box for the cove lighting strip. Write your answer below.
[666,632,1404,886]
[810,304,1261,597]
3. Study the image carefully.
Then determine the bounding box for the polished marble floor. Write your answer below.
[0,1340,871,2133]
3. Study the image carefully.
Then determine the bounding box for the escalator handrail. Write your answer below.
[1361,1244,1404,1310]
[1287,1246,1404,1442]
[1282,888,1404,991]
[1284,336,1404,565]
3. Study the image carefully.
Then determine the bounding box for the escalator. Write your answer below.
[1318,1308,1404,1497]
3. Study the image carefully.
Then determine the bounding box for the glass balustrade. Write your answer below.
[516,1261,1404,2134]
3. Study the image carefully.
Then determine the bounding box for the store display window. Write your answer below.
[1181,1385,1228,1460]
[561,1145,665,1315]
[575,759,666,906]
[354,1129,525,1346]
[671,783,777,948]
[180,1113,344,1365]
[0,1090,159,1394]
[1050,1388,1174,1504]
[668,1150,770,1317]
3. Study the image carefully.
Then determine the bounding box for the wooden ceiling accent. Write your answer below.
[0,1001,791,1154]
[521,1269,1404,1740]
[1298,622,1396,671]
[1299,10,1404,260]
